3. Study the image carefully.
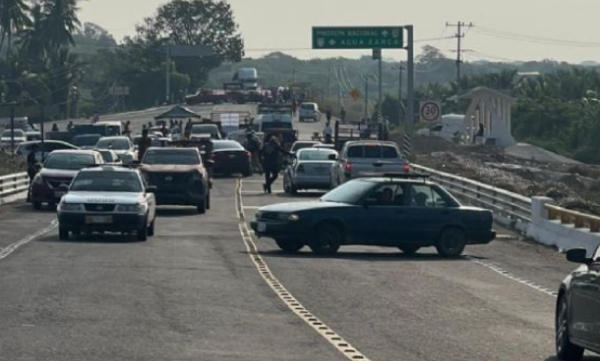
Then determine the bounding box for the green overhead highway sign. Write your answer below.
[312,26,404,49]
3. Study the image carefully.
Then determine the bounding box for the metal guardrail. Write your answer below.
[412,164,532,223]
[546,204,600,233]
[0,172,29,199]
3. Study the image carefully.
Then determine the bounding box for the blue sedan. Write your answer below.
[251,175,496,256]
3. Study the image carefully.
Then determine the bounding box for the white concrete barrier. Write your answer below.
[527,197,600,254]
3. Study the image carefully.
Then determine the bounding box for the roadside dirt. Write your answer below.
[392,133,600,215]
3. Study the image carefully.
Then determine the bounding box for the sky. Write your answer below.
[79,0,600,63]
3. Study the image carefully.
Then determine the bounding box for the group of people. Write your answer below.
[241,130,292,194]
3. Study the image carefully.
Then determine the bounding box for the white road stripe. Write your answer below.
[0,220,58,261]
[236,180,371,361]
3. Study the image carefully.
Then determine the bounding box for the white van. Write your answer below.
[253,113,293,132]
[299,103,321,122]
[95,121,123,136]
[417,114,466,142]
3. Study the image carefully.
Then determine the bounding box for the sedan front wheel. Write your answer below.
[556,296,584,361]
[275,239,304,254]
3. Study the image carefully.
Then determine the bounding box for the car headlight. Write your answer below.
[280,213,299,221]
[59,203,84,212]
[192,172,203,181]
[32,174,44,185]
[116,204,148,213]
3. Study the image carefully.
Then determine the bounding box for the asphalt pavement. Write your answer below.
[1,104,597,361]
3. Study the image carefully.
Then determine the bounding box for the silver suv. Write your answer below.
[331,141,408,187]
[299,102,321,122]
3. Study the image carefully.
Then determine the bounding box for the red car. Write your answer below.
[29,150,105,209]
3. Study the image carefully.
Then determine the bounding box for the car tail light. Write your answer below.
[297,164,305,173]
[403,163,410,173]
[344,162,352,174]
[245,151,252,158]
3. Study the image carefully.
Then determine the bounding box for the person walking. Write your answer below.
[260,135,291,194]
[244,132,262,174]
[137,129,152,162]
[323,122,333,144]
[340,107,347,123]
[27,144,40,181]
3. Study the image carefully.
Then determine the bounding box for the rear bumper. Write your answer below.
[467,230,496,244]
[293,175,331,189]
[155,189,205,206]
[58,213,146,232]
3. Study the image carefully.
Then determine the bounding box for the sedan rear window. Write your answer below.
[213,141,244,150]
[45,154,95,170]
[143,151,200,165]
[71,172,143,192]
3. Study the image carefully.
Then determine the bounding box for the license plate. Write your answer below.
[85,216,113,224]
[54,191,65,198]
[257,222,267,232]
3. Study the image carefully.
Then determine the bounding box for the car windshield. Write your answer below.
[2,129,25,137]
[44,153,95,170]
[98,151,116,163]
[213,141,243,150]
[191,125,218,134]
[301,104,316,110]
[96,138,131,150]
[143,151,200,165]
[321,179,375,204]
[298,149,336,161]
[72,135,101,147]
[71,171,143,192]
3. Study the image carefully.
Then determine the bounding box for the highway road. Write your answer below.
[0,103,596,361]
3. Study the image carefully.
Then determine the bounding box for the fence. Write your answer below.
[0,172,29,206]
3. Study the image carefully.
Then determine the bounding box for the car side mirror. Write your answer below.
[566,248,591,264]
[328,154,337,161]
[205,159,215,168]
[59,184,69,193]
[146,186,157,193]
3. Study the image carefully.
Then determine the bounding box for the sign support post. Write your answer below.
[405,25,415,160]
[378,54,383,124]
[165,46,171,104]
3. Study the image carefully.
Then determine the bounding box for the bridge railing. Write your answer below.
[411,164,532,223]
[0,172,29,204]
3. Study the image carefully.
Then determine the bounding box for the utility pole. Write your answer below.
[361,74,370,120]
[165,45,171,104]
[446,21,473,83]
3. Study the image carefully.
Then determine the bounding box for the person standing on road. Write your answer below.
[66,121,74,131]
[27,144,40,181]
[323,122,333,144]
[340,107,347,123]
[260,135,291,194]
[244,133,262,174]
[137,129,152,162]
[326,109,332,123]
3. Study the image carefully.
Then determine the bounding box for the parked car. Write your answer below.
[29,150,105,209]
[16,140,79,162]
[57,166,157,241]
[71,134,102,150]
[555,246,600,361]
[95,136,136,164]
[299,102,321,122]
[252,174,496,256]
[190,124,222,140]
[290,140,321,154]
[210,140,252,177]
[97,149,122,164]
[139,147,211,214]
[283,148,338,194]
[313,144,335,150]
[0,129,27,149]
[331,140,409,188]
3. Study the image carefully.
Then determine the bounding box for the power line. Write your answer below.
[446,21,474,83]
[474,26,600,48]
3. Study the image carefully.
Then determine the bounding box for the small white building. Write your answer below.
[458,87,516,147]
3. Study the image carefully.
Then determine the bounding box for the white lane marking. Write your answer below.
[241,191,267,194]
[236,180,370,361]
[0,220,58,261]
[243,206,261,209]
[467,256,558,298]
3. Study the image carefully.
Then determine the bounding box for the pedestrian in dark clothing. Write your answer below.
[51,123,59,132]
[137,129,152,162]
[27,145,40,181]
[260,135,292,194]
[245,133,262,174]
[326,109,332,123]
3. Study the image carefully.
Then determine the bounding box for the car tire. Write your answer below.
[206,192,211,210]
[398,245,420,255]
[289,182,297,195]
[243,166,253,177]
[148,220,155,237]
[197,200,207,214]
[556,296,585,361]
[310,223,342,255]
[436,228,466,258]
[137,220,148,241]
[33,202,42,210]
[58,227,69,241]
[276,239,304,254]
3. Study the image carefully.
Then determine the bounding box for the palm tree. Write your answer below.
[17,3,45,63]
[39,0,81,56]
[0,0,32,60]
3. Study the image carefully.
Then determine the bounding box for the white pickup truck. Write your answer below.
[331,140,409,187]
